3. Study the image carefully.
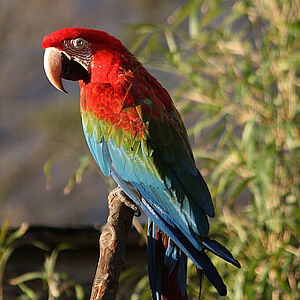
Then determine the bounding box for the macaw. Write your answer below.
[42,27,240,299]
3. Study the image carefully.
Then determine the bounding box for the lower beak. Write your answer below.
[43,47,67,93]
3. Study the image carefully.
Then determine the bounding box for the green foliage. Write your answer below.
[0,221,29,300]
[44,157,55,191]
[124,0,299,299]
[0,222,84,300]
[43,154,91,195]
[62,155,91,195]
[10,243,84,300]
[118,267,150,300]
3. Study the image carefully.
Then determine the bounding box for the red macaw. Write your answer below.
[42,27,240,299]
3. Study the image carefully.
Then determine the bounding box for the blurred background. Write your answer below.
[0,0,299,299]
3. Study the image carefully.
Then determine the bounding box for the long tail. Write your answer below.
[147,221,188,300]
[147,220,241,299]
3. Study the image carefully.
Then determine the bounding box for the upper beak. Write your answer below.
[43,47,67,93]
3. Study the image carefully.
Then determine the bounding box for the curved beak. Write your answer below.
[43,47,67,93]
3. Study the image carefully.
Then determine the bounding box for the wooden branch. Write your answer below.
[90,190,135,300]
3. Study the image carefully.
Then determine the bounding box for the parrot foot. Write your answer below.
[108,187,141,216]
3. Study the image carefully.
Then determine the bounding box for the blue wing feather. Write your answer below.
[83,129,111,177]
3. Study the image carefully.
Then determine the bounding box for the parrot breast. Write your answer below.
[80,81,146,141]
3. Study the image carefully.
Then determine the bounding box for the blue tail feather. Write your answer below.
[202,239,241,268]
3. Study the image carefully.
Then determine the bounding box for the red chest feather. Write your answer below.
[80,81,145,138]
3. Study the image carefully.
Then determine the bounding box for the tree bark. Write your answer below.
[90,191,135,300]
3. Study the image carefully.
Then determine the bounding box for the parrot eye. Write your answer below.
[73,38,85,48]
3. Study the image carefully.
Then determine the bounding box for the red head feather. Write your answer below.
[42,27,123,50]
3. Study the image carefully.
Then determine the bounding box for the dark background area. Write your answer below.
[4,226,147,299]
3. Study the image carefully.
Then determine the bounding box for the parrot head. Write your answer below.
[42,27,124,92]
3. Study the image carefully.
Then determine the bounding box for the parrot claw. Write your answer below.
[108,187,141,216]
